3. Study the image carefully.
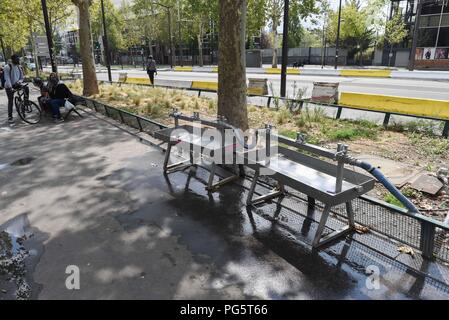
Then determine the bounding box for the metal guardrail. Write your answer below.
[75,94,449,262]
[94,80,449,138]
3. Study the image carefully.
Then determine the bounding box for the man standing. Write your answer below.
[4,54,26,124]
[146,55,157,87]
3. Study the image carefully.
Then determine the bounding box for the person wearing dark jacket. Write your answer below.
[146,55,157,87]
[47,73,73,122]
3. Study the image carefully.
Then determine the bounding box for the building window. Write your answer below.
[420,13,449,27]
[438,27,449,46]
[418,28,438,46]
[421,4,449,16]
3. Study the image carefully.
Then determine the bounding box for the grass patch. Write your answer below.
[326,125,378,141]
[408,132,449,157]
[383,193,406,209]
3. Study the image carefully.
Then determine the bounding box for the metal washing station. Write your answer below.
[155,110,421,248]
[154,110,243,191]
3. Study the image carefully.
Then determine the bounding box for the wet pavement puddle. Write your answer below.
[0,157,36,172]
[0,214,45,300]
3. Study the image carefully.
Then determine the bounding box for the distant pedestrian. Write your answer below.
[146,55,157,87]
[3,54,27,124]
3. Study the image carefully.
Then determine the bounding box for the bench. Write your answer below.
[240,129,375,248]
[153,113,413,249]
[154,113,241,191]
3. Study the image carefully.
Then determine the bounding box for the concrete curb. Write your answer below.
[340,92,449,120]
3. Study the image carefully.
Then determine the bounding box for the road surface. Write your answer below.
[52,66,449,101]
[49,66,449,125]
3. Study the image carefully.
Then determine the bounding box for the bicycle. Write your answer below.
[13,82,41,124]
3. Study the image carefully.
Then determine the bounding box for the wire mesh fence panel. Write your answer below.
[121,112,141,130]
[140,118,166,135]
[105,106,121,122]
[93,101,107,116]
[434,228,449,261]
[331,197,423,250]
[84,99,96,110]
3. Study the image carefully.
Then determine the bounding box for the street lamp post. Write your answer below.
[177,0,184,66]
[335,0,342,69]
[100,0,112,82]
[321,19,326,69]
[41,0,57,72]
[280,0,290,98]
[150,2,174,68]
[408,0,423,71]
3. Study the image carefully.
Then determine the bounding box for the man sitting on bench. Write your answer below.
[47,73,74,123]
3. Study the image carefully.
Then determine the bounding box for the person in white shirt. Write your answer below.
[4,54,27,124]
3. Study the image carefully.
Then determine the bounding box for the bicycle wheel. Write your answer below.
[17,100,41,124]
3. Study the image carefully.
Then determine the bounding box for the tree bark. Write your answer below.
[197,22,204,67]
[271,23,277,68]
[72,0,99,96]
[217,0,248,130]
[29,24,40,78]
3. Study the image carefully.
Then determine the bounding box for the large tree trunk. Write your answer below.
[73,0,99,96]
[217,0,248,130]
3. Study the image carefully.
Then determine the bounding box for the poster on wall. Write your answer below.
[435,48,449,59]
[423,48,436,60]
[415,48,424,60]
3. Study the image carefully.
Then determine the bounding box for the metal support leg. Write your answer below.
[346,201,355,228]
[249,180,285,206]
[205,161,240,192]
[246,168,260,206]
[308,196,316,211]
[163,142,192,174]
[313,205,332,248]
[313,203,354,248]
[267,96,272,108]
[207,162,216,190]
[163,143,172,173]
[189,149,195,164]
[335,107,342,119]
[443,121,449,138]
[301,197,315,236]
[277,183,286,194]
[238,164,245,177]
[383,113,391,127]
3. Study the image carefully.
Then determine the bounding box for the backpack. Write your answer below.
[0,64,13,89]
[146,59,156,72]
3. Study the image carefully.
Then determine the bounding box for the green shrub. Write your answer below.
[276,108,291,125]
[326,126,378,141]
[384,193,406,209]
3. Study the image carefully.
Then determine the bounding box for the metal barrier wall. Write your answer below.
[76,95,449,262]
[94,80,449,138]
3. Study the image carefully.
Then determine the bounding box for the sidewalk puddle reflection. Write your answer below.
[0,157,35,172]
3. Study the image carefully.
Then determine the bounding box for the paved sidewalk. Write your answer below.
[1,90,449,300]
